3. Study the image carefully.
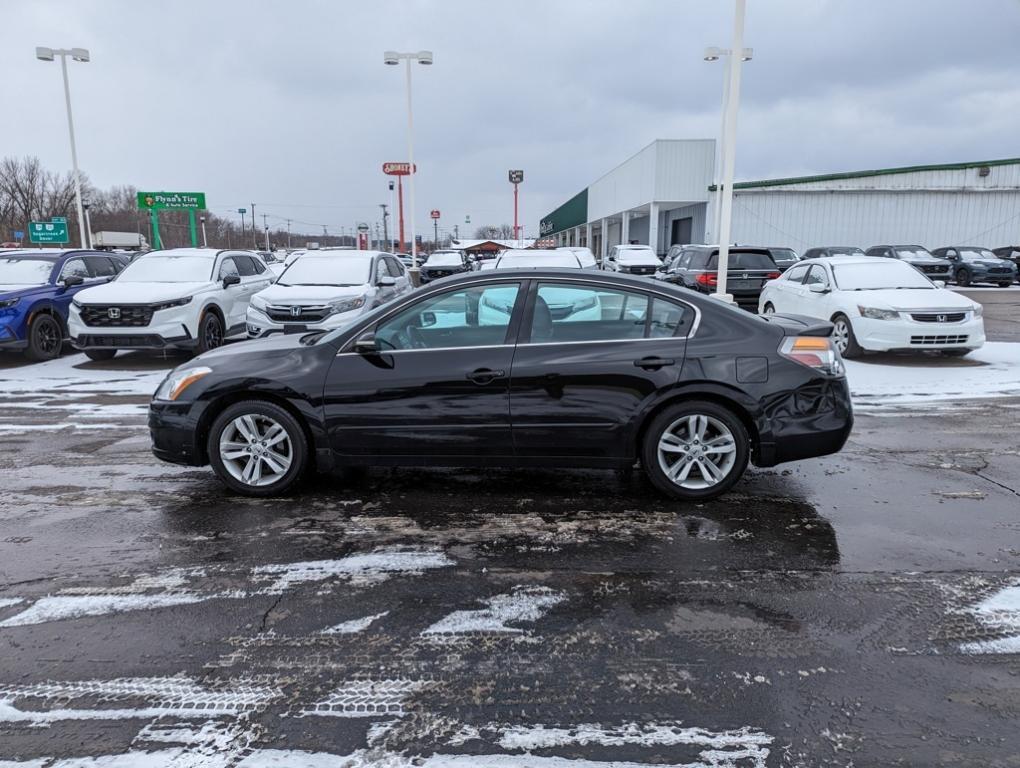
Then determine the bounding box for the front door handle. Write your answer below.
[634,356,675,370]
[466,368,505,385]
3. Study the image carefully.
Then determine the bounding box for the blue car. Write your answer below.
[0,249,127,361]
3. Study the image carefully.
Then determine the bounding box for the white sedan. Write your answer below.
[758,256,985,358]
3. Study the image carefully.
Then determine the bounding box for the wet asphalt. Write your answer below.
[0,317,1019,765]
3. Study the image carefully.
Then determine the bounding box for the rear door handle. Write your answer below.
[634,356,675,370]
[466,368,505,385]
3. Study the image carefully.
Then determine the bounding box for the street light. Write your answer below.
[384,49,433,283]
[704,0,751,302]
[36,45,91,249]
[199,215,208,247]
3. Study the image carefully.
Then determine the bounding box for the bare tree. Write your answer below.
[473,224,514,240]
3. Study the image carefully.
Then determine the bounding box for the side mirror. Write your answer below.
[377,275,396,287]
[223,274,241,288]
[62,275,84,288]
[420,310,437,327]
[353,330,378,354]
[808,282,828,294]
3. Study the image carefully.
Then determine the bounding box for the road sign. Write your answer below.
[509,170,524,184]
[50,216,68,224]
[137,191,207,210]
[430,209,440,219]
[13,230,24,240]
[238,208,247,214]
[382,162,416,176]
[357,222,370,233]
[28,220,69,244]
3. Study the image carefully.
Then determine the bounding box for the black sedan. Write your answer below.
[149,269,853,501]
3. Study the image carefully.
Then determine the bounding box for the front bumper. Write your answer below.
[69,305,198,350]
[245,305,364,338]
[419,270,465,283]
[852,315,985,352]
[149,399,208,466]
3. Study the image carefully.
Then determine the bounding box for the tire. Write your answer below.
[762,302,776,315]
[831,314,863,359]
[998,282,1011,288]
[196,310,225,355]
[84,349,117,361]
[942,349,971,358]
[207,400,309,496]
[25,314,63,362]
[956,269,971,287]
[641,400,750,501]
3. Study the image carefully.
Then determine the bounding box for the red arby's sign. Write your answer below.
[383,162,416,175]
[430,209,440,219]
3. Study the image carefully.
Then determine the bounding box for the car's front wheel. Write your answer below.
[956,268,971,287]
[998,282,1012,288]
[208,401,308,496]
[831,314,862,359]
[641,401,750,501]
[762,302,776,315]
[25,314,63,362]
[197,311,224,355]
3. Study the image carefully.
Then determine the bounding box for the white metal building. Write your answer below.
[540,141,1020,256]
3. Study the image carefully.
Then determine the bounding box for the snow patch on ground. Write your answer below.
[959,580,1020,654]
[485,721,774,752]
[319,611,389,635]
[0,354,166,396]
[0,593,209,628]
[253,549,454,593]
[422,586,565,635]
[846,341,1020,407]
[0,598,23,609]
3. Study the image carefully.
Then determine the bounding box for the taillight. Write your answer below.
[695,272,717,286]
[766,272,781,280]
[779,336,844,376]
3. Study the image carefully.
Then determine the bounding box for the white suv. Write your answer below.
[246,251,412,338]
[606,244,661,275]
[68,248,272,360]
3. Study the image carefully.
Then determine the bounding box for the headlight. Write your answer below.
[330,296,366,314]
[151,296,192,312]
[857,306,899,320]
[250,294,268,312]
[617,264,631,272]
[973,304,983,318]
[0,297,20,310]
[154,366,212,402]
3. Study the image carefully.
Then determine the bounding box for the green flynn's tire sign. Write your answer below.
[137,191,206,210]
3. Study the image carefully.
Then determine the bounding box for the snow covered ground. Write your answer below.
[0,353,167,397]
[845,341,1020,408]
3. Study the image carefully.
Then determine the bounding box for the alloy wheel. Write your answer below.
[657,414,738,490]
[204,316,223,349]
[218,414,293,487]
[832,320,850,354]
[36,320,60,355]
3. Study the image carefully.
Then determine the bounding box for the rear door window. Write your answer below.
[648,298,693,338]
[85,255,118,278]
[526,283,649,344]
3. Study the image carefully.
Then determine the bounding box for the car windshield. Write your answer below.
[425,253,463,266]
[617,248,658,261]
[497,253,579,268]
[278,256,371,286]
[707,252,777,269]
[833,261,934,290]
[959,249,997,260]
[0,258,54,286]
[117,255,213,282]
[770,249,797,261]
[894,247,933,259]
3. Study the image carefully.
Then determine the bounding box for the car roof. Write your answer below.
[138,247,231,259]
[0,249,103,260]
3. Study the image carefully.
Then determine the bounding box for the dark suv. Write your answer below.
[992,246,1020,282]
[932,246,1018,287]
[419,251,472,283]
[657,246,780,310]
[864,245,952,282]
[766,247,800,272]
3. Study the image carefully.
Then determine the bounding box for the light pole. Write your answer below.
[387,181,395,249]
[705,0,750,303]
[81,200,93,245]
[36,46,90,249]
[380,203,389,252]
[199,215,208,247]
[286,219,292,249]
[384,49,433,284]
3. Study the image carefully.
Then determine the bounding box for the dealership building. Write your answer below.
[539,139,1020,257]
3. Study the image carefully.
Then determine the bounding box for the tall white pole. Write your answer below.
[405,58,419,276]
[59,53,88,249]
[715,0,746,301]
[713,55,732,244]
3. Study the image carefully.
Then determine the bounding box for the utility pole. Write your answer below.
[453,224,459,242]
[380,204,389,252]
[251,202,257,249]
[200,215,208,247]
[388,181,395,249]
[262,213,269,251]
[286,219,291,249]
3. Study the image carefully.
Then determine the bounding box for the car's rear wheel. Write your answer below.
[762,302,776,315]
[208,400,308,496]
[84,349,117,361]
[197,311,224,355]
[25,314,63,362]
[641,401,749,501]
[831,314,862,359]
[956,268,971,287]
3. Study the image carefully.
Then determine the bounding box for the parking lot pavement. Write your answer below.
[1,357,1019,766]
[956,287,1020,343]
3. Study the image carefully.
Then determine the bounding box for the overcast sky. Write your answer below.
[4,0,1019,240]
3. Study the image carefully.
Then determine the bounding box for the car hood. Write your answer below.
[0,284,52,301]
[852,288,978,310]
[75,282,210,304]
[194,332,310,365]
[900,255,950,265]
[256,283,367,304]
[617,255,660,265]
[967,259,1013,268]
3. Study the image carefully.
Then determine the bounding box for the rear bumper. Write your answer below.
[755,377,853,467]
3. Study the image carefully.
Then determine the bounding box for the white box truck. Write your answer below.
[91,231,148,251]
